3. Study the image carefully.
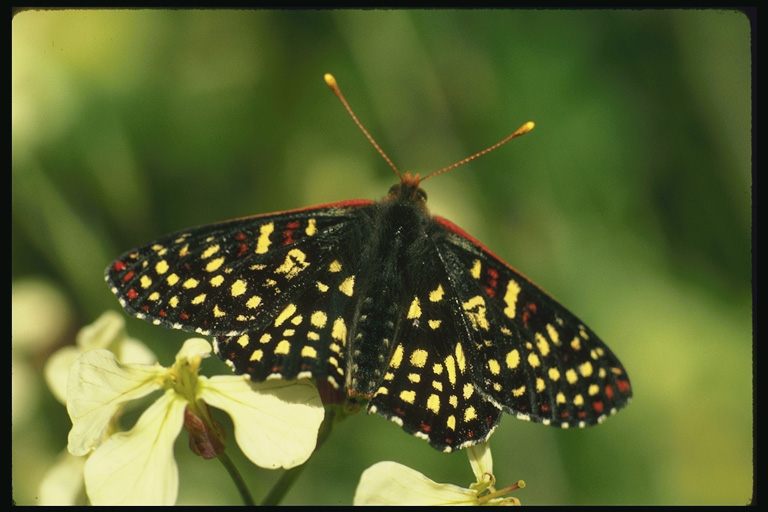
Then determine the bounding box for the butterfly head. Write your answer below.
[387,171,428,204]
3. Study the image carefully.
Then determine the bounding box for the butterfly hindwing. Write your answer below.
[365,255,504,451]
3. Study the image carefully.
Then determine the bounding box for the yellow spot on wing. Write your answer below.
[246,295,262,309]
[462,295,490,331]
[535,333,550,356]
[427,394,440,413]
[205,257,225,272]
[429,284,444,302]
[399,390,416,404]
[191,293,206,305]
[155,260,169,274]
[407,297,422,319]
[579,361,594,377]
[275,340,291,355]
[167,273,180,286]
[275,249,309,279]
[503,279,521,318]
[546,323,560,345]
[305,218,317,236]
[255,223,274,254]
[274,304,297,327]
[311,311,328,328]
[470,259,482,279]
[445,355,456,385]
[201,244,220,259]
[409,349,428,368]
[231,279,247,296]
[331,318,347,343]
[338,276,355,296]
[455,343,467,373]
[140,275,152,288]
[329,260,342,272]
[183,278,199,289]
[390,344,404,369]
[506,349,520,369]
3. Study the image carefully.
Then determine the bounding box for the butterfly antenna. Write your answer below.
[325,73,403,179]
[420,121,535,183]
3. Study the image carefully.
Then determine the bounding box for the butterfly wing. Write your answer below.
[105,200,374,340]
[432,216,632,428]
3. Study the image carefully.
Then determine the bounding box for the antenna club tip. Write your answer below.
[324,73,338,90]
[522,121,535,133]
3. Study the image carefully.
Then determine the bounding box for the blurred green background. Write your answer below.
[12,9,752,505]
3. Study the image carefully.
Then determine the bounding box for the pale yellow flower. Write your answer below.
[354,443,524,506]
[66,337,325,505]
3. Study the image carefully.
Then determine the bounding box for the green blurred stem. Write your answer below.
[218,451,255,506]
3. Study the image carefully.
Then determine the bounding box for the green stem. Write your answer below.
[260,406,337,506]
[217,451,255,506]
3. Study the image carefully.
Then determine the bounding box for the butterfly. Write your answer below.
[106,74,631,452]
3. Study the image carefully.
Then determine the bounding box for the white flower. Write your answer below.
[354,442,524,506]
[44,310,156,404]
[38,311,156,505]
[66,337,325,505]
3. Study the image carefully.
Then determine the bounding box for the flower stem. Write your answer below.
[217,451,255,505]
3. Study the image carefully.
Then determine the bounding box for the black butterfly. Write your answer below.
[106,74,631,452]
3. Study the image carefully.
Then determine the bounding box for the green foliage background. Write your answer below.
[12,9,752,505]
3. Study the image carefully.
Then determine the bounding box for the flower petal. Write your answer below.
[468,442,493,480]
[175,337,212,364]
[468,442,496,494]
[83,389,186,505]
[354,461,477,505]
[198,376,324,469]
[67,349,164,456]
[44,345,81,404]
[76,310,133,352]
[45,311,156,404]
